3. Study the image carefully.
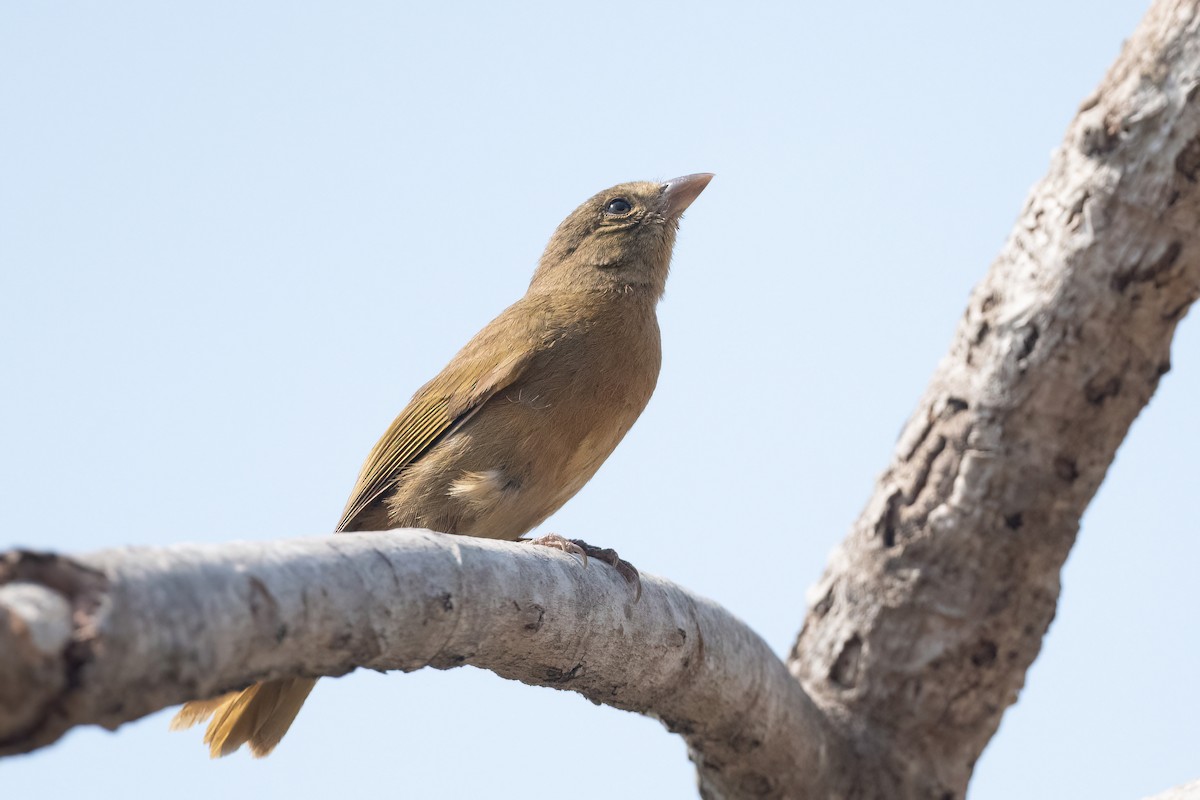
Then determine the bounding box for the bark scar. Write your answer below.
[0,552,109,752]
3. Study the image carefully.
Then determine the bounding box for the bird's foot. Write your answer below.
[523,533,589,567]
[526,535,641,603]
[577,539,641,602]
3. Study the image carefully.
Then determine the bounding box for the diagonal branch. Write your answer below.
[789,1,1200,797]
[0,531,836,797]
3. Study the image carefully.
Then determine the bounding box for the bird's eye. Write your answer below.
[605,198,632,215]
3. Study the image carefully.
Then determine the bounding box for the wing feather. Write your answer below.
[335,318,540,532]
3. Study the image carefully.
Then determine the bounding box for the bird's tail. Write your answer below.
[170,677,318,758]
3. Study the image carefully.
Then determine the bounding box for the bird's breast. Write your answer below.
[445,310,661,536]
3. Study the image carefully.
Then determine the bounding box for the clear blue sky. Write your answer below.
[3,2,1195,798]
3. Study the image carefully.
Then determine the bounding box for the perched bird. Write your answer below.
[170,172,714,758]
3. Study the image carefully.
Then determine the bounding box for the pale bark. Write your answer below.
[3,2,1200,798]
[788,1,1200,797]
[0,531,834,796]
[1145,780,1200,800]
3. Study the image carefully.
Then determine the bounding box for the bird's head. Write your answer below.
[530,173,713,299]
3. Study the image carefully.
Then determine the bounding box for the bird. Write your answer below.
[170,172,714,758]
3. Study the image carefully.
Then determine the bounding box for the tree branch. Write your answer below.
[0,531,835,797]
[1145,780,1200,800]
[789,1,1200,797]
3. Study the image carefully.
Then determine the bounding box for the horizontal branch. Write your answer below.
[0,530,834,798]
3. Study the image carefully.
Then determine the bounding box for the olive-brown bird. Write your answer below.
[170,172,713,758]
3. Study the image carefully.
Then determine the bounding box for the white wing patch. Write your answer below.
[448,469,518,513]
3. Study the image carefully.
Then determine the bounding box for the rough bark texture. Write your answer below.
[0,532,834,796]
[788,2,1200,798]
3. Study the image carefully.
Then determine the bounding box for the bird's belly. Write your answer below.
[385,382,644,539]
[460,406,631,537]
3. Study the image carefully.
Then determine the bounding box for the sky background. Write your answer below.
[2,2,1195,798]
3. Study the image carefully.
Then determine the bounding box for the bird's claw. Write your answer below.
[568,538,642,603]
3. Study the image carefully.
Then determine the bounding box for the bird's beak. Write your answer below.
[660,173,714,218]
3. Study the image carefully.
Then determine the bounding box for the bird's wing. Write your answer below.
[335,324,537,533]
